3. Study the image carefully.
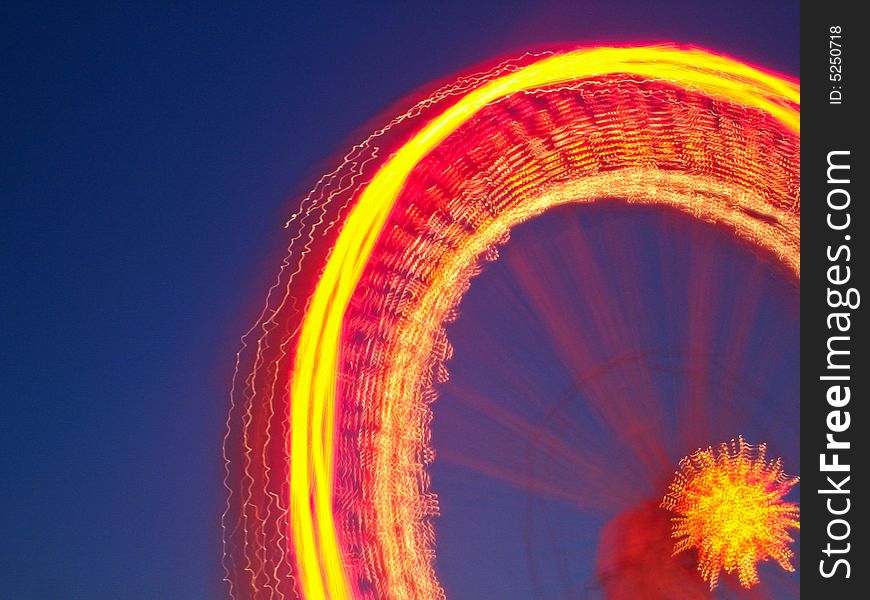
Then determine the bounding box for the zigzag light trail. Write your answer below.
[223,45,800,599]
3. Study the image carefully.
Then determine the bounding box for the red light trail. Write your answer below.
[222,45,800,599]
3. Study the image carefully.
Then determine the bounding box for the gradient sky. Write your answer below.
[2,2,798,598]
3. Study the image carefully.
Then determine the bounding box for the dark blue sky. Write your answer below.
[2,2,797,598]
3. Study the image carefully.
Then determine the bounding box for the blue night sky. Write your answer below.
[2,2,798,598]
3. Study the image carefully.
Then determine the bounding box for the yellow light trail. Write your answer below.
[287,46,799,599]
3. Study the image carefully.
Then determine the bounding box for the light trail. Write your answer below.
[224,45,800,599]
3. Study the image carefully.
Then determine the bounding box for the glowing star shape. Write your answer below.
[661,437,800,590]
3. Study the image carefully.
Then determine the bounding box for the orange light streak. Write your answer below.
[223,45,800,599]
